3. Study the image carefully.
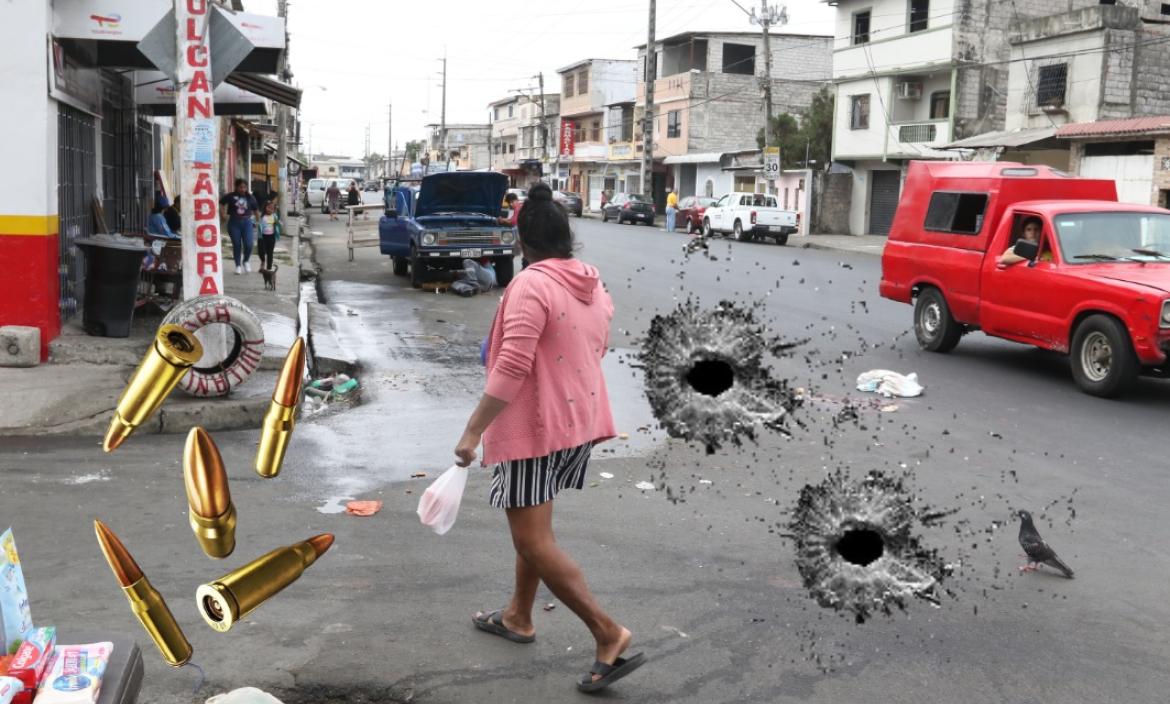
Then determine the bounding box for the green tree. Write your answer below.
[404,139,426,163]
[756,86,835,169]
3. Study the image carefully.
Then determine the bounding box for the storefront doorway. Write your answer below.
[57,105,96,322]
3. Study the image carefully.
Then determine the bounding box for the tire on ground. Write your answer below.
[1070,313,1140,398]
[913,287,962,353]
[392,256,408,276]
[495,255,515,287]
[162,294,265,398]
[410,249,427,288]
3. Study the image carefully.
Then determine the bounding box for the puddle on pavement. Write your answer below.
[288,279,662,501]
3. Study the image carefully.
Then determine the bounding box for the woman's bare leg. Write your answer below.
[505,501,631,674]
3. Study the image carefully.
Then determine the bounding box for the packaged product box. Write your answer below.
[0,530,34,654]
[6,628,55,692]
[33,642,111,704]
[0,676,23,704]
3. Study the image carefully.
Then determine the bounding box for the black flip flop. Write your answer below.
[472,610,535,644]
[577,652,646,693]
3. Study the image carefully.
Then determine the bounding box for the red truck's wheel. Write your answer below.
[914,288,962,353]
[1070,314,1139,397]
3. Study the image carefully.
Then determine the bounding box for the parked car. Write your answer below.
[881,160,1170,397]
[305,178,327,209]
[554,191,583,217]
[380,171,518,288]
[601,193,655,225]
[702,192,797,244]
[675,195,717,234]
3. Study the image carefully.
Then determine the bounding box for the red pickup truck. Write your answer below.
[881,161,1170,397]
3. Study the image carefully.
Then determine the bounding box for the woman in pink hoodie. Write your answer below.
[454,183,644,693]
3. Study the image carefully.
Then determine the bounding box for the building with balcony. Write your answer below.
[489,93,561,187]
[557,58,638,209]
[635,31,832,208]
[825,0,1094,234]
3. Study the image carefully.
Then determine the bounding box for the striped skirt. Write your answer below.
[488,442,595,509]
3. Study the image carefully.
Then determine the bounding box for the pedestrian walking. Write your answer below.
[257,199,281,271]
[346,181,364,220]
[219,178,259,274]
[454,182,645,693]
[326,181,342,221]
[664,187,678,233]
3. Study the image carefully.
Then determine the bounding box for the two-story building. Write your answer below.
[556,58,638,210]
[826,0,1079,235]
[635,31,832,208]
[426,123,491,171]
[1002,4,1170,206]
[489,94,561,187]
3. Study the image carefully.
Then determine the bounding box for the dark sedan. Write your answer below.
[553,190,583,217]
[675,195,717,234]
[601,193,655,225]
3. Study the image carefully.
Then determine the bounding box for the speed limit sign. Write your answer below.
[763,147,781,181]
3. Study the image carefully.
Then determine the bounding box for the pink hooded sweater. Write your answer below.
[481,257,616,465]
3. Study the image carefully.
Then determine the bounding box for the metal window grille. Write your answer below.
[100,71,152,236]
[909,0,929,32]
[667,111,681,138]
[57,105,97,322]
[899,123,937,142]
[1036,63,1068,107]
[578,70,589,95]
[853,11,870,44]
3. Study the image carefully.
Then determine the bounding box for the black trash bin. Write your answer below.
[75,237,147,338]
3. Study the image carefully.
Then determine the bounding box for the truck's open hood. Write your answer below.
[1075,263,1170,294]
[415,172,507,218]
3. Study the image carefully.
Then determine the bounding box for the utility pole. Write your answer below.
[387,103,392,181]
[364,123,370,180]
[439,54,448,169]
[535,72,547,180]
[487,109,493,171]
[276,0,289,243]
[641,0,656,200]
[750,1,787,194]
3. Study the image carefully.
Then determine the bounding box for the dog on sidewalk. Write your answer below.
[261,264,278,291]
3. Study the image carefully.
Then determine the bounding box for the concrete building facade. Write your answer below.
[557,58,638,210]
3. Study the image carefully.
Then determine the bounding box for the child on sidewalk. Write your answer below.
[257,200,281,271]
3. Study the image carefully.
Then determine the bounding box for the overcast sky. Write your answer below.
[246,0,835,159]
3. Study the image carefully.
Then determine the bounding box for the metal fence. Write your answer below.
[898,123,938,144]
[57,105,96,321]
[100,71,153,236]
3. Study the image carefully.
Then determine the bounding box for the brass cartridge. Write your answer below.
[94,520,193,667]
[195,534,333,632]
[104,324,202,452]
[254,337,306,478]
[183,427,237,559]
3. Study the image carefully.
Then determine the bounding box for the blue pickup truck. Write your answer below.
[380,171,518,287]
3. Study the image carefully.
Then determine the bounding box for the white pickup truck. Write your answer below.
[702,192,798,245]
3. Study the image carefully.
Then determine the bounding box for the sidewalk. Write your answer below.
[0,224,305,437]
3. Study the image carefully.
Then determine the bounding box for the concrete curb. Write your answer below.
[0,394,272,438]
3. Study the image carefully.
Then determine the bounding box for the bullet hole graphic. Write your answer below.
[638,299,802,453]
[686,358,735,397]
[835,525,884,566]
[790,470,949,623]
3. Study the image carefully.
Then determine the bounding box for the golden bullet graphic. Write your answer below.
[255,337,307,478]
[195,534,334,632]
[94,520,193,667]
[104,324,202,452]
[184,427,237,559]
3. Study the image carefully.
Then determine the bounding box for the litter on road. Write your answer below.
[599,472,614,479]
[635,481,656,491]
[345,500,383,517]
[856,369,925,398]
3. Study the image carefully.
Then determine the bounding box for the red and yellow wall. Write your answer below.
[0,217,59,360]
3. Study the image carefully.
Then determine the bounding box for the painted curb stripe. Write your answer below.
[0,215,58,236]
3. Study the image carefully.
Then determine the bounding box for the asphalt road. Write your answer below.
[1,214,1166,703]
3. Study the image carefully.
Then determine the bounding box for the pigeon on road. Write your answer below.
[1017,510,1074,579]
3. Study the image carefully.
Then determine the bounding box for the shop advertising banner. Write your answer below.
[560,120,575,157]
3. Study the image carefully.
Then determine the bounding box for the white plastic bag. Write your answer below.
[856,369,924,398]
[416,465,469,535]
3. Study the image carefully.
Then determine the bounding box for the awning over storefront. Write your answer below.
[663,152,725,165]
[52,0,284,74]
[940,127,1058,150]
[134,71,270,116]
[224,73,301,108]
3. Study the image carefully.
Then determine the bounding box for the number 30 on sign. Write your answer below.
[763,147,781,180]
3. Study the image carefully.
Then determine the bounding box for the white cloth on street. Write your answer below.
[856,369,924,398]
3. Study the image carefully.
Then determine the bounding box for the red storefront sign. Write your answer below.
[560,120,575,157]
